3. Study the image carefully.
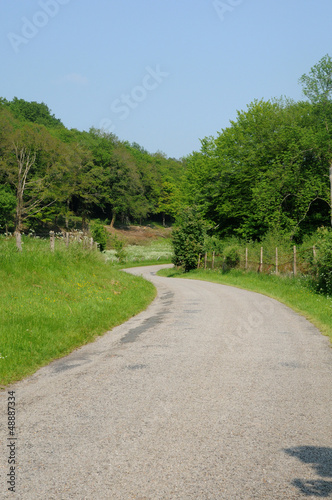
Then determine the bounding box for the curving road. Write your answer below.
[1,264,332,499]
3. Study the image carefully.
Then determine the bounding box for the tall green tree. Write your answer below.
[299,54,332,226]
[172,206,208,272]
[6,97,64,129]
[0,185,16,231]
[183,98,331,240]
[299,54,332,104]
[157,178,181,226]
[0,110,71,238]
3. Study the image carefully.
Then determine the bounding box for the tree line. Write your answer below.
[1,55,332,246]
[0,97,185,234]
[181,54,332,243]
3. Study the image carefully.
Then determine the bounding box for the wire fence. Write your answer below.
[198,245,318,276]
[2,230,99,252]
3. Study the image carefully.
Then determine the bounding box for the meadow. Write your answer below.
[105,238,173,264]
[0,236,156,387]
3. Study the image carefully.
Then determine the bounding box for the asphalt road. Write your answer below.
[1,264,331,499]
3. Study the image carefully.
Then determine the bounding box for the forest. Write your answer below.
[0,54,332,245]
[183,55,332,243]
[0,97,184,234]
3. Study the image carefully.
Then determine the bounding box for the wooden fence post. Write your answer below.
[90,237,94,250]
[245,247,248,270]
[259,247,263,272]
[275,247,279,275]
[197,254,201,269]
[50,231,55,252]
[212,251,215,270]
[65,232,69,248]
[15,231,22,252]
[204,252,207,270]
[293,245,297,276]
[313,245,316,260]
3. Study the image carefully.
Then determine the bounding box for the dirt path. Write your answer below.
[1,264,331,499]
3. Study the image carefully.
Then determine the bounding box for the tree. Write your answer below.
[52,128,111,231]
[299,54,332,226]
[0,185,16,231]
[183,139,218,224]
[299,54,332,104]
[80,129,147,227]
[0,112,73,247]
[90,219,108,251]
[6,97,64,128]
[182,99,331,240]
[172,207,208,272]
[157,178,181,226]
[311,227,332,295]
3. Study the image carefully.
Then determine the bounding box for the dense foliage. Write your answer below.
[312,228,332,295]
[172,207,208,271]
[0,98,185,233]
[181,55,332,243]
[90,219,108,251]
[183,97,332,241]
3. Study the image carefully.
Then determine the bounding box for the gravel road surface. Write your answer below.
[1,264,331,499]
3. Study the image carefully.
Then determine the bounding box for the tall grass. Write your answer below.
[105,238,173,264]
[0,236,155,386]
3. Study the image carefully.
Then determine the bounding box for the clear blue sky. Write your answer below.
[1,0,331,158]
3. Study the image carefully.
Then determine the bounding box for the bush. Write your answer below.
[90,219,108,251]
[312,228,332,295]
[172,207,208,272]
[111,234,127,263]
[223,246,240,270]
[204,235,224,254]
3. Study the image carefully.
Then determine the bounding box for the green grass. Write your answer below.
[0,236,156,387]
[157,267,332,343]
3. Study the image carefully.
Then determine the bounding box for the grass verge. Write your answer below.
[0,237,156,387]
[157,267,332,343]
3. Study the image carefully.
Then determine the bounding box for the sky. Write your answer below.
[1,0,332,159]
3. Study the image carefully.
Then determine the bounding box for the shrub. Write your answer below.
[172,207,208,272]
[223,246,240,270]
[204,235,224,254]
[90,219,108,251]
[111,234,127,263]
[312,228,332,295]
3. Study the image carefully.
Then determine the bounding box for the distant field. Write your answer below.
[105,224,172,246]
[105,238,173,264]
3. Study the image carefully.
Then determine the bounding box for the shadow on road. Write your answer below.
[284,446,332,497]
